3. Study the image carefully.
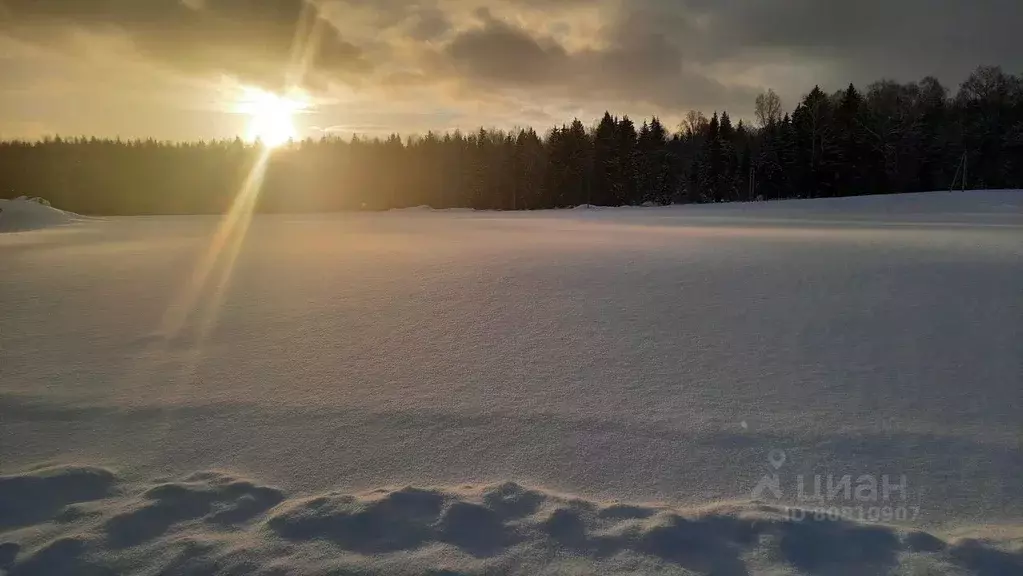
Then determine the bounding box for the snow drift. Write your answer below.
[0,197,82,233]
[674,189,1023,222]
[1,465,1019,576]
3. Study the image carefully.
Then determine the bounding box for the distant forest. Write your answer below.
[1,65,1021,215]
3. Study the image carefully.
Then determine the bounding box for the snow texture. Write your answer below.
[0,198,83,233]
[0,466,1020,575]
[2,190,1022,574]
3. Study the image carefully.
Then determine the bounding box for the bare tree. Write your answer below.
[755,89,783,129]
[862,80,923,183]
[680,110,709,139]
[957,65,1013,104]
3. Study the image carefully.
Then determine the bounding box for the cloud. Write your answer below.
[0,0,369,90]
[428,4,756,116]
[611,0,1023,90]
[407,7,451,41]
[442,8,568,85]
[0,0,1020,139]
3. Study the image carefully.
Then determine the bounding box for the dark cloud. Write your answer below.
[0,0,368,90]
[616,0,1023,89]
[443,8,568,84]
[434,6,755,113]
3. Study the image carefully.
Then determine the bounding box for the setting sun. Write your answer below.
[235,87,309,148]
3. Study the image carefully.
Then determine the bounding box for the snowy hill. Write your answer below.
[1,190,1021,575]
[0,197,84,233]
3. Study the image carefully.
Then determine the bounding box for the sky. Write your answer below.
[0,0,1020,142]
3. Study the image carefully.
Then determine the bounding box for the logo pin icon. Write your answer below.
[768,449,787,470]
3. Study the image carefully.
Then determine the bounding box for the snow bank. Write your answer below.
[392,204,435,212]
[680,189,1023,220]
[386,190,1022,220]
[389,205,477,213]
[0,197,82,233]
[1,466,1017,576]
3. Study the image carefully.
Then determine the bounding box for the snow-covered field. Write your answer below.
[1,191,1021,575]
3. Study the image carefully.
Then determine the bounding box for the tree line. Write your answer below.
[1,65,1021,215]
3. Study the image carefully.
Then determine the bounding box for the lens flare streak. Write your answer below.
[161,148,271,341]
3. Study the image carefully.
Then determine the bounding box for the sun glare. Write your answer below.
[236,87,309,148]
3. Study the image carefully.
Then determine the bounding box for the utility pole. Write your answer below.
[950,151,968,193]
[962,152,967,192]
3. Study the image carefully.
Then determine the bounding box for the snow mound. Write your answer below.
[0,197,82,233]
[684,189,1023,219]
[389,205,477,213]
[0,467,1019,575]
[14,196,51,207]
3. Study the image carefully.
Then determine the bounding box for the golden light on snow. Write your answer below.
[161,148,271,340]
[235,87,310,148]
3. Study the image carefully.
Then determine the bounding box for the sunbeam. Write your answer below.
[161,147,271,339]
[161,0,324,342]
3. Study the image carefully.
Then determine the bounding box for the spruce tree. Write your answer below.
[591,112,617,206]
